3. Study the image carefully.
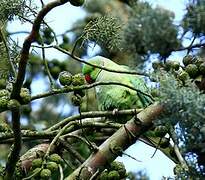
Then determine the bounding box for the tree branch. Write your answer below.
[31,81,153,101]
[66,103,164,180]
[5,1,70,178]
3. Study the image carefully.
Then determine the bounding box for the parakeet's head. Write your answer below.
[82,56,105,84]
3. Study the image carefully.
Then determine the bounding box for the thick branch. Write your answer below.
[5,1,70,179]
[66,103,164,180]
[5,108,21,180]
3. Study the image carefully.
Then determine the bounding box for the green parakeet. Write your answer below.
[82,56,153,113]
[82,56,179,163]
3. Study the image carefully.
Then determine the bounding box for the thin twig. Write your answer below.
[46,108,142,132]
[54,45,148,76]
[31,81,154,101]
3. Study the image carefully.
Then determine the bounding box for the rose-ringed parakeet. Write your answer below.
[82,56,153,115]
[82,56,179,163]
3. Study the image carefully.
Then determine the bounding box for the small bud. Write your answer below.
[46,161,58,172]
[72,74,85,86]
[58,71,72,86]
[48,154,63,164]
[32,158,43,169]
[185,64,198,78]
[40,169,51,179]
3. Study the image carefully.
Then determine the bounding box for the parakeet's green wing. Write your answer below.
[128,74,153,107]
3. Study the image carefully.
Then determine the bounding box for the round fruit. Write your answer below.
[110,161,126,177]
[107,170,120,180]
[58,71,72,86]
[50,66,61,79]
[20,88,31,104]
[0,96,9,109]
[40,169,51,179]
[7,99,20,111]
[99,170,108,180]
[0,89,9,97]
[199,62,205,75]
[195,57,204,67]
[177,71,189,82]
[63,35,69,44]
[0,79,7,89]
[70,0,85,7]
[182,55,193,66]
[172,61,180,71]
[164,60,173,71]
[48,154,63,164]
[72,74,85,86]
[32,158,43,169]
[46,161,58,172]
[185,64,198,78]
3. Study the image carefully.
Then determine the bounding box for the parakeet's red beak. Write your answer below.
[85,74,93,84]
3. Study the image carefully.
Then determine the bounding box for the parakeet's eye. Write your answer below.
[85,74,93,84]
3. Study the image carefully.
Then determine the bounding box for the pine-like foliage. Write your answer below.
[0,0,25,21]
[183,0,205,35]
[123,2,180,57]
[81,16,123,51]
[155,73,205,176]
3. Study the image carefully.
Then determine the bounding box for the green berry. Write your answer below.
[40,169,51,179]
[154,126,168,137]
[164,60,173,71]
[99,170,108,180]
[7,99,20,111]
[72,74,85,86]
[50,66,61,79]
[32,158,43,169]
[0,79,7,90]
[174,164,182,175]
[177,71,189,82]
[185,64,199,78]
[46,161,58,172]
[195,57,204,67]
[58,71,72,86]
[51,59,60,66]
[20,88,31,104]
[70,0,84,7]
[107,170,120,180]
[172,61,180,71]
[182,55,193,66]
[110,161,126,177]
[0,96,9,109]
[48,154,63,164]
[63,35,69,44]
[199,62,205,75]
[0,89,9,97]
